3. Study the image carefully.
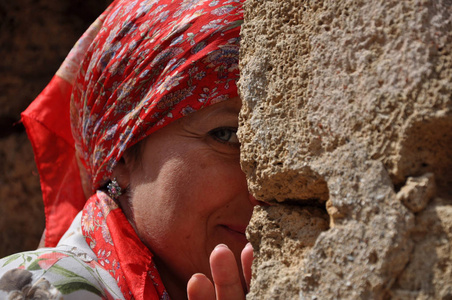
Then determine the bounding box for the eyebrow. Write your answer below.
[203,106,240,119]
[183,104,240,127]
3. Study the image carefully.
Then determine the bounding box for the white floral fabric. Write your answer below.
[0,212,124,299]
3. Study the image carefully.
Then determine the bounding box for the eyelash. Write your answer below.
[208,127,239,145]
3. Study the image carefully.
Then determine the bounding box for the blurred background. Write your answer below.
[0,0,111,258]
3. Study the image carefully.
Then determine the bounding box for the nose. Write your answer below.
[248,193,269,207]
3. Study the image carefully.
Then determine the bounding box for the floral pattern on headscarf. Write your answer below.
[70,0,243,190]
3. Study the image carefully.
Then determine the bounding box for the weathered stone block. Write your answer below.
[239,0,452,298]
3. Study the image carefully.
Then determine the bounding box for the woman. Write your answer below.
[0,0,256,299]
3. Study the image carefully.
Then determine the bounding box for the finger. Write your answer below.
[187,273,216,300]
[241,242,253,291]
[210,244,245,300]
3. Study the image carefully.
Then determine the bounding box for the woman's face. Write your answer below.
[120,97,254,292]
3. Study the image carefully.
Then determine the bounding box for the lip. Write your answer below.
[223,224,247,235]
[220,224,249,245]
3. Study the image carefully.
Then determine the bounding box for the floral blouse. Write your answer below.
[0,212,124,299]
[0,191,169,300]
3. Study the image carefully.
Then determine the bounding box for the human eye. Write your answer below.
[208,127,239,144]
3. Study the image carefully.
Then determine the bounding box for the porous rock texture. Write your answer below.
[0,0,109,258]
[238,0,452,299]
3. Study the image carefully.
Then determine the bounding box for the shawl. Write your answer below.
[21,0,244,297]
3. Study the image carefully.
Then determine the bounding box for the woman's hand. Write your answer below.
[187,243,253,300]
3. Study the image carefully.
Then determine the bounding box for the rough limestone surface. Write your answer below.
[238,0,452,299]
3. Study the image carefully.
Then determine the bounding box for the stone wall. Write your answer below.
[0,0,109,258]
[238,0,452,299]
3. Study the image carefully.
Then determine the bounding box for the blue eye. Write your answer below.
[209,127,239,144]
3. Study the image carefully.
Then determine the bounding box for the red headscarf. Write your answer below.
[22,0,243,248]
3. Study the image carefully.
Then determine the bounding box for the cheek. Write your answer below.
[129,159,203,235]
[128,149,244,238]
[185,155,242,203]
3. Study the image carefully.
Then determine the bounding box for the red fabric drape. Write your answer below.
[22,76,85,247]
[82,192,168,299]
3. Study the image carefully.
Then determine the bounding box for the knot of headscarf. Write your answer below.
[22,0,244,247]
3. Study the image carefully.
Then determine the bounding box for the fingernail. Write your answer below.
[192,273,206,279]
[245,242,253,249]
[215,244,229,250]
